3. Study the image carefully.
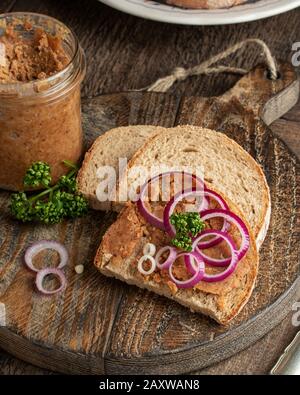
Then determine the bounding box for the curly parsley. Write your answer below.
[10,160,88,224]
[170,212,205,252]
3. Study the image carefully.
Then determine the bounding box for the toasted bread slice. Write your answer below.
[116,125,271,248]
[77,125,162,210]
[95,194,259,325]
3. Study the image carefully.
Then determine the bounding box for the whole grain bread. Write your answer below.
[95,192,259,325]
[116,125,271,249]
[77,125,161,210]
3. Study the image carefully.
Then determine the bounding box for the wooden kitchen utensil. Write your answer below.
[0,61,299,374]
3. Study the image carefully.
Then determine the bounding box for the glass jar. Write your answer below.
[0,12,86,191]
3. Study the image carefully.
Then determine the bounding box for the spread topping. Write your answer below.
[0,14,85,192]
[134,172,251,293]
[0,21,69,83]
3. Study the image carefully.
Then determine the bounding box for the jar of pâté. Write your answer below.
[0,13,86,191]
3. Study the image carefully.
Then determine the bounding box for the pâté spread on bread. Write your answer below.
[96,171,259,325]
[74,124,270,324]
[0,13,86,191]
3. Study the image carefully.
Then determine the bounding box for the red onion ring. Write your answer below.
[197,209,250,266]
[186,230,239,282]
[137,172,206,230]
[163,188,229,242]
[35,268,67,295]
[198,189,230,249]
[24,240,69,273]
[155,246,177,270]
[169,251,205,289]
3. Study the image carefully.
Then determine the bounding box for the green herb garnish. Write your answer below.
[170,212,205,252]
[24,161,52,189]
[11,160,88,224]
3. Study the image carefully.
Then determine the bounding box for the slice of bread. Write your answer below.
[116,125,271,249]
[77,125,161,210]
[95,193,259,325]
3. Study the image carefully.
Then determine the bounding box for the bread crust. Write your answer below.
[166,0,247,9]
[77,125,160,210]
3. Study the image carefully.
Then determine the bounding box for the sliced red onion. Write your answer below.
[163,188,229,239]
[197,209,250,266]
[198,189,230,249]
[35,268,67,295]
[169,251,205,289]
[137,255,157,275]
[24,240,68,273]
[137,172,205,230]
[186,230,239,282]
[201,195,210,211]
[155,246,177,270]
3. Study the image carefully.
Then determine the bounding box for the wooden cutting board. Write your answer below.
[0,62,299,375]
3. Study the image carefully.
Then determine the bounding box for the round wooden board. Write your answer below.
[0,89,299,375]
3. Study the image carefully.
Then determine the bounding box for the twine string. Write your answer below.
[140,38,278,93]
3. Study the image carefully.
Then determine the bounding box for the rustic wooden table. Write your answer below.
[0,0,299,375]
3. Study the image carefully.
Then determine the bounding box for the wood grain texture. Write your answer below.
[193,312,299,375]
[0,349,56,375]
[222,63,299,125]
[271,119,300,159]
[10,0,300,98]
[1,0,300,376]
[0,310,298,375]
[0,209,122,374]
[0,84,299,374]
[0,0,16,13]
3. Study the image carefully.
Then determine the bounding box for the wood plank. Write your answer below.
[271,119,300,159]
[0,349,55,375]
[0,0,16,13]
[193,312,299,375]
[11,1,300,98]
[0,211,122,374]
[1,310,298,375]
[281,101,300,123]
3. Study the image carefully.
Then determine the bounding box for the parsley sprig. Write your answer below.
[24,161,52,189]
[10,161,88,224]
[170,212,205,252]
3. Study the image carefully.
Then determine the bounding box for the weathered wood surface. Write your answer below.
[10,0,300,99]
[0,0,16,13]
[0,311,297,376]
[0,82,299,374]
[1,0,300,376]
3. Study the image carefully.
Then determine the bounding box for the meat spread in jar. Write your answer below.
[0,13,86,191]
